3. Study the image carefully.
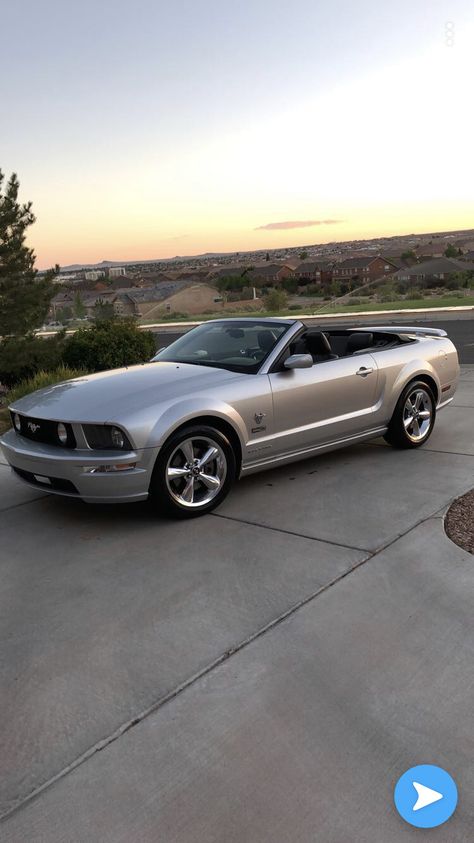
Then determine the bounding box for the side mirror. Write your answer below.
[284,353,313,370]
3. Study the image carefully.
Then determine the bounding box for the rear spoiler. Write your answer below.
[351,325,448,338]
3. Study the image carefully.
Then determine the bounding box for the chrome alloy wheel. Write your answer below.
[403,387,433,442]
[165,436,227,508]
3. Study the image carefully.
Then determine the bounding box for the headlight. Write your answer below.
[12,413,21,432]
[111,427,125,449]
[82,424,132,450]
[57,422,68,444]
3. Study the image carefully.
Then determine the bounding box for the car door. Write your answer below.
[268,353,379,456]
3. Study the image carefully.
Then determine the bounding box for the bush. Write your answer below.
[395,280,409,295]
[0,333,66,388]
[305,284,323,296]
[62,319,156,372]
[7,367,87,404]
[264,289,288,311]
[445,278,459,291]
[281,277,298,294]
[404,288,421,300]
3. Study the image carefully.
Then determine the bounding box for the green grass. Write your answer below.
[311,295,474,315]
[139,295,474,325]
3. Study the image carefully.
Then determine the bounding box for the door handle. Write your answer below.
[356,366,374,377]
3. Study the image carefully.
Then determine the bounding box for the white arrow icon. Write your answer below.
[412,782,443,811]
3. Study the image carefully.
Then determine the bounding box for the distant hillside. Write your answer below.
[46,227,474,273]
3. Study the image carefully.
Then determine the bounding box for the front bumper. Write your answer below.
[0,428,157,503]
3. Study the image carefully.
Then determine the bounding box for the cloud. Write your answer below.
[255,219,344,231]
[162,234,190,242]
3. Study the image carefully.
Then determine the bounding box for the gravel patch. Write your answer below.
[445,490,474,554]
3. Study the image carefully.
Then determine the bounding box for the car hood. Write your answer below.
[9,363,245,423]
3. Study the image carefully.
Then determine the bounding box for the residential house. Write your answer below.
[50,291,75,318]
[332,255,398,283]
[393,257,474,283]
[294,260,333,284]
[251,263,295,284]
[108,266,126,278]
[80,291,133,318]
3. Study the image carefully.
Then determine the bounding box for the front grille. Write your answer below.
[10,413,76,448]
[13,467,79,494]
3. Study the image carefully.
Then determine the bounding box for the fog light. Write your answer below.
[111,427,125,449]
[57,422,68,444]
[83,463,136,474]
[13,413,21,432]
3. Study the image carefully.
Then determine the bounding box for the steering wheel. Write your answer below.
[239,347,262,360]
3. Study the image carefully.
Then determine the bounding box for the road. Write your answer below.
[150,311,474,363]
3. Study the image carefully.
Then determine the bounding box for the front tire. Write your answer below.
[384,380,436,449]
[149,425,236,518]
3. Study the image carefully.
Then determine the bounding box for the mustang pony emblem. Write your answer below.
[27,422,41,433]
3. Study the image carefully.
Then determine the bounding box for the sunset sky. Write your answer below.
[2,0,473,268]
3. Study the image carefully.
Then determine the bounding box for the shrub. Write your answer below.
[395,280,409,295]
[7,367,87,404]
[264,289,288,311]
[281,277,298,294]
[62,319,156,372]
[305,284,323,296]
[445,278,458,291]
[404,288,421,300]
[0,333,66,388]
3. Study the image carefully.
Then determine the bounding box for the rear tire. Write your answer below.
[384,380,436,449]
[149,425,236,518]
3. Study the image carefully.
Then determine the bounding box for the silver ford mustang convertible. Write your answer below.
[0,318,459,517]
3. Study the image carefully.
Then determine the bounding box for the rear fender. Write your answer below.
[387,359,441,417]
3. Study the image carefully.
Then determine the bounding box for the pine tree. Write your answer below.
[73,290,86,318]
[0,170,57,336]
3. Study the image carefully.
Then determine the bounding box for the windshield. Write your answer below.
[151,320,292,374]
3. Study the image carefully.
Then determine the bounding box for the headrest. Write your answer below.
[257,331,275,351]
[305,331,333,355]
[346,332,373,352]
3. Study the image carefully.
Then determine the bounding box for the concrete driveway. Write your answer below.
[1,368,473,841]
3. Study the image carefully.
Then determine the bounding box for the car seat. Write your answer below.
[345,332,374,355]
[304,332,339,362]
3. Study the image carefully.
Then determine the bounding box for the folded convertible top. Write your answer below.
[350,325,447,338]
